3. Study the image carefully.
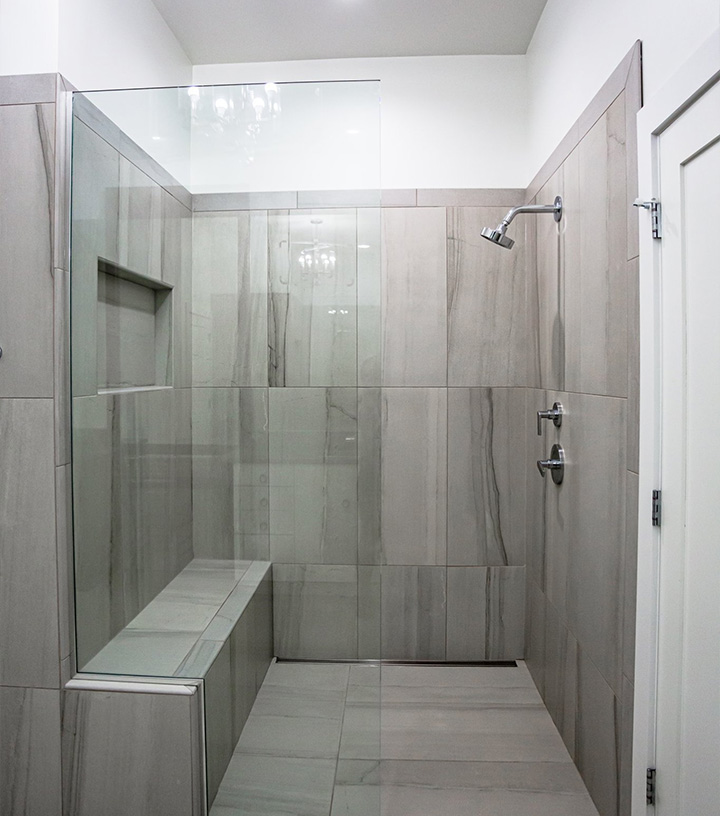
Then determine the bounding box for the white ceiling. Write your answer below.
[150,0,550,65]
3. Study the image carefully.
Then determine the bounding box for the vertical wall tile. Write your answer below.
[525,581,547,696]
[192,211,268,387]
[381,388,447,565]
[162,192,193,388]
[0,399,59,688]
[527,168,566,391]
[575,647,620,816]
[204,642,234,805]
[358,388,382,566]
[619,676,634,816]
[623,471,639,683]
[564,392,626,696]
[62,688,197,816]
[273,565,358,660]
[565,95,628,397]
[447,388,526,566]
[56,464,75,677]
[381,207,447,386]
[0,104,55,398]
[543,597,578,759]
[357,208,383,386]
[269,388,357,564]
[73,388,194,668]
[448,207,526,387]
[192,388,270,561]
[358,566,381,659]
[117,156,163,280]
[0,687,61,816]
[526,389,550,594]
[268,209,357,387]
[446,566,525,660]
[70,118,120,398]
[381,566,446,660]
[54,267,71,465]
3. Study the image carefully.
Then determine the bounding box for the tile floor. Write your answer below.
[211,660,600,816]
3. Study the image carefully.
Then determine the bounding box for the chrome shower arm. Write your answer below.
[499,201,561,230]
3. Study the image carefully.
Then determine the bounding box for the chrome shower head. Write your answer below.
[481,196,563,251]
[481,227,515,250]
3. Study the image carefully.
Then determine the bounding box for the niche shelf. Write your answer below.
[96,258,173,393]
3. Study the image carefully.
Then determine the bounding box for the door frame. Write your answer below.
[633,28,720,816]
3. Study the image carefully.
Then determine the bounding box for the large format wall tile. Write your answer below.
[446,567,525,660]
[447,388,526,566]
[623,471,638,683]
[162,192,193,388]
[71,118,120,398]
[192,388,269,560]
[381,566,446,660]
[273,565,358,659]
[0,400,59,688]
[381,207,447,386]
[357,208,382,386]
[543,595,578,758]
[358,388,382,566]
[575,647,620,816]
[62,687,198,816]
[526,168,567,391]
[0,687,61,816]
[381,388,447,565]
[448,207,527,387]
[269,388,358,564]
[537,391,626,696]
[192,211,267,387]
[73,388,193,667]
[0,104,55,398]
[565,94,628,397]
[269,209,357,387]
[117,155,163,280]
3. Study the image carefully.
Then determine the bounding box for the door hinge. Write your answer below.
[652,490,662,526]
[647,767,657,805]
[633,198,662,239]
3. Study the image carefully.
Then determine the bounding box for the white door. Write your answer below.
[655,77,720,815]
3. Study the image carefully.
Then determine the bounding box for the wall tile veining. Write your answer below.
[524,43,641,816]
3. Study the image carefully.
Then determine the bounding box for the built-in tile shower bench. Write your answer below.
[64,560,272,815]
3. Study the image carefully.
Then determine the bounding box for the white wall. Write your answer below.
[0,0,191,90]
[58,0,191,91]
[193,56,529,190]
[0,0,59,76]
[527,0,720,175]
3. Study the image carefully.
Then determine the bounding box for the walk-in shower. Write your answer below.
[481,195,563,248]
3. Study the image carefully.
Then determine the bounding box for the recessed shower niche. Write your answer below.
[96,258,173,391]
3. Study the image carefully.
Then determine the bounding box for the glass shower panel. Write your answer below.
[70,77,381,814]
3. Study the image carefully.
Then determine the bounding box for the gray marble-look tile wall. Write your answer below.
[448,207,527,387]
[192,211,268,387]
[0,104,56,399]
[192,387,270,561]
[0,399,60,688]
[62,686,200,816]
[72,387,193,667]
[524,44,640,816]
[195,198,528,662]
[268,209,358,387]
[0,687,62,816]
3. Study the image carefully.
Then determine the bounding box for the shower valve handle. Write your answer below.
[537,402,563,435]
[537,444,565,485]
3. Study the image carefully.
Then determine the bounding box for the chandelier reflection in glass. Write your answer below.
[186,82,282,165]
[298,219,336,278]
